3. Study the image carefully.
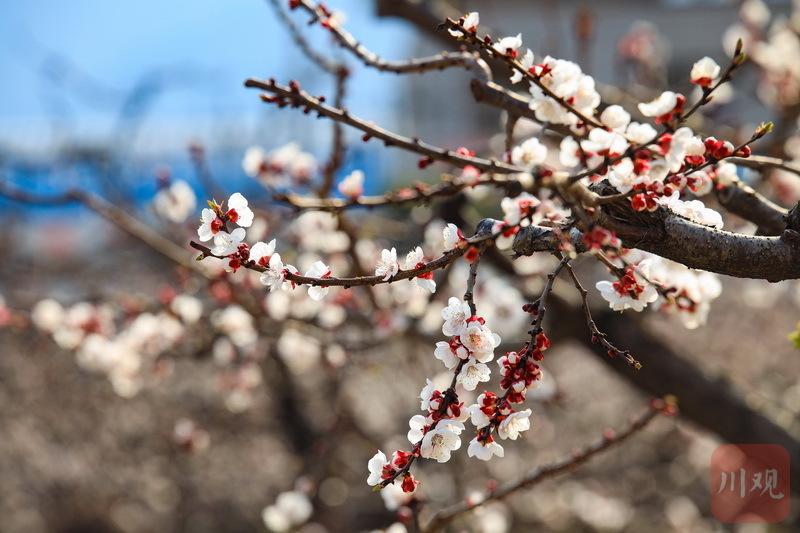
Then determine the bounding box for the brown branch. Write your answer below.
[715,178,787,236]
[513,207,800,281]
[728,155,800,178]
[190,219,497,289]
[442,18,603,129]
[0,179,202,275]
[245,78,523,174]
[268,0,343,75]
[293,0,491,82]
[275,174,515,211]
[424,399,667,532]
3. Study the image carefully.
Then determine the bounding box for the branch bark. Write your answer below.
[512,207,800,281]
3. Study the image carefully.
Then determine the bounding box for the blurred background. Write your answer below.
[3,0,800,532]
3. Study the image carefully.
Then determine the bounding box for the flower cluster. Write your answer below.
[596,260,659,312]
[465,331,548,461]
[366,298,503,491]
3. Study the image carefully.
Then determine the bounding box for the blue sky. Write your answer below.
[0,1,414,152]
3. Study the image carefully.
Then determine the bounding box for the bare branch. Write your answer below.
[245,78,524,174]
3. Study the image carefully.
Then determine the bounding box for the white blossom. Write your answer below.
[305,261,331,300]
[420,420,464,463]
[420,378,436,411]
[498,409,532,440]
[441,297,471,336]
[460,322,501,362]
[467,403,491,429]
[638,91,678,117]
[496,34,522,55]
[367,450,387,486]
[600,105,631,131]
[658,192,723,229]
[197,208,218,241]
[434,341,459,370]
[468,437,505,461]
[227,192,254,228]
[690,56,721,84]
[510,49,534,84]
[449,11,479,37]
[511,137,548,170]
[210,228,246,256]
[625,122,658,144]
[338,169,364,198]
[442,223,463,251]
[457,360,491,391]
[250,239,277,267]
[407,414,427,443]
[153,180,196,223]
[375,248,399,281]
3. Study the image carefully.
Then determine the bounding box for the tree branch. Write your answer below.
[245,78,523,174]
[512,207,800,281]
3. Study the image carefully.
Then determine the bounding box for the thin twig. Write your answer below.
[245,78,523,174]
[423,398,671,532]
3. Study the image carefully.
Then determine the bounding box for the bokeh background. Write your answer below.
[3,1,800,532]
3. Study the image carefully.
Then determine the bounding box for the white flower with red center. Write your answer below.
[460,322,501,362]
[528,56,600,125]
[457,360,491,391]
[648,256,722,329]
[250,239,277,267]
[468,436,505,461]
[498,409,532,440]
[510,49,534,84]
[420,420,464,463]
[408,414,428,443]
[511,137,548,170]
[211,228,246,256]
[434,341,460,369]
[665,127,705,172]
[404,246,436,293]
[198,208,222,241]
[501,192,541,226]
[690,56,720,87]
[337,169,364,199]
[496,34,522,57]
[367,450,388,486]
[449,11,479,37]
[638,91,679,117]
[600,105,631,132]
[419,378,436,411]
[305,261,332,300]
[467,403,491,429]
[226,193,254,228]
[375,247,399,281]
[442,223,465,251]
[260,253,295,291]
[607,158,647,194]
[441,297,472,336]
[595,260,659,312]
[581,129,630,168]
